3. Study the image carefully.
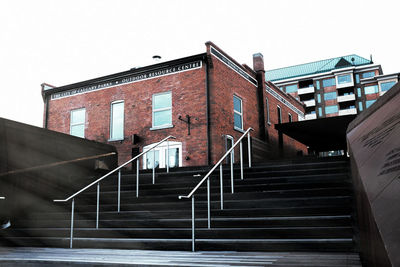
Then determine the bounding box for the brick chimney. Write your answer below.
[253,53,265,72]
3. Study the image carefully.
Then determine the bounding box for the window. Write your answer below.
[233,95,243,130]
[285,84,298,93]
[337,74,352,84]
[152,92,172,128]
[277,105,282,124]
[324,92,337,100]
[364,85,378,95]
[70,108,85,138]
[358,102,363,112]
[357,88,361,97]
[362,71,375,79]
[266,98,270,124]
[288,113,292,122]
[322,78,336,88]
[366,100,376,108]
[325,105,338,114]
[110,101,124,140]
[355,74,360,83]
[381,81,396,92]
[316,80,320,90]
[225,135,234,164]
[143,141,182,169]
[279,87,283,91]
[318,107,323,117]
[317,94,321,103]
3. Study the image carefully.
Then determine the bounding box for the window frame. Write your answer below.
[366,100,376,108]
[364,85,379,95]
[225,135,235,164]
[277,105,282,124]
[109,100,124,141]
[266,97,271,125]
[152,91,173,129]
[70,108,86,138]
[285,84,298,93]
[324,92,337,101]
[288,113,292,123]
[335,73,354,88]
[143,141,182,169]
[322,78,336,88]
[233,95,244,131]
[325,105,338,115]
[379,79,397,93]
[362,71,375,79]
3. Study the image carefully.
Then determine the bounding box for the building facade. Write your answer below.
[265,55,399,120]
[41,42,307,168]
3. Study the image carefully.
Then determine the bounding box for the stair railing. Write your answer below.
[179,128,253,251]
[54,135,175,248]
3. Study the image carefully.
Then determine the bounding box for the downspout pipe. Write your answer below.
[205,56,211,166]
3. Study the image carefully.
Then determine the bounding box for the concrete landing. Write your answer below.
[0,247,361,266]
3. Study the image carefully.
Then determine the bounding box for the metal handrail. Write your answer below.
[178,127,253,251]
[53,135,175,248]
[0,197,4,200]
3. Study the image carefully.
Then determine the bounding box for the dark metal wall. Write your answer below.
[347,82,400,267]
[0,117,117,224]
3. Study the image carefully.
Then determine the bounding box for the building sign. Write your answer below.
[266,86,304,118]
[210,46,258,87]
[51,61,202,100]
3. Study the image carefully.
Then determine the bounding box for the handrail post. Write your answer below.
[247,132,252,168]
[70,198,75,249]
[219,164,223,210]
[96,183,100,229]
[230,150,234,194]
[240,140,243,180]
[117,170,121,213]
[152,150,155,184]
[166,141,170,173]
[207,178,211,229]
[136,159,139,198]
[192,195,195,252]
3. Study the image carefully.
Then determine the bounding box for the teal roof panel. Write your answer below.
[265,54,372,82]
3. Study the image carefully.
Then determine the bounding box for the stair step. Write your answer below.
[0,157,356,253]
[0,237,355,252]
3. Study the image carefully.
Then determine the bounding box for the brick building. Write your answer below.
[266,55,399,120]
[41,42,306,168]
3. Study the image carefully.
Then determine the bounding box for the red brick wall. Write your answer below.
[45,43,308,168]
[46,65,208,168]
[264,82,307,157]
[206,43,261,164]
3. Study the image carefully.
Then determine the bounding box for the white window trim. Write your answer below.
[335,73,354,89]
[233,95,243,131]
[378,79,398,95]
[266,97,271,125]
[225,135,235,163]
[109,100,124,141]
[288,113,292,123]
[277,105,282,124]
[152,91,173,130]
[70,108,85,138]
[142,141,182,169]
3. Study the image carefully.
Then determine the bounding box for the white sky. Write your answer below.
[1,0,399,127]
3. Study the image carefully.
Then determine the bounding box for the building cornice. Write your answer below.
[42,53,207,98]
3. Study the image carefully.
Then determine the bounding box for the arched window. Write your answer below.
[277,105,282,124]
[225,135,234,164]
[266,98,270,125]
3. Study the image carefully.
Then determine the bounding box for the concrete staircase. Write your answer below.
[0,156,358,253]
